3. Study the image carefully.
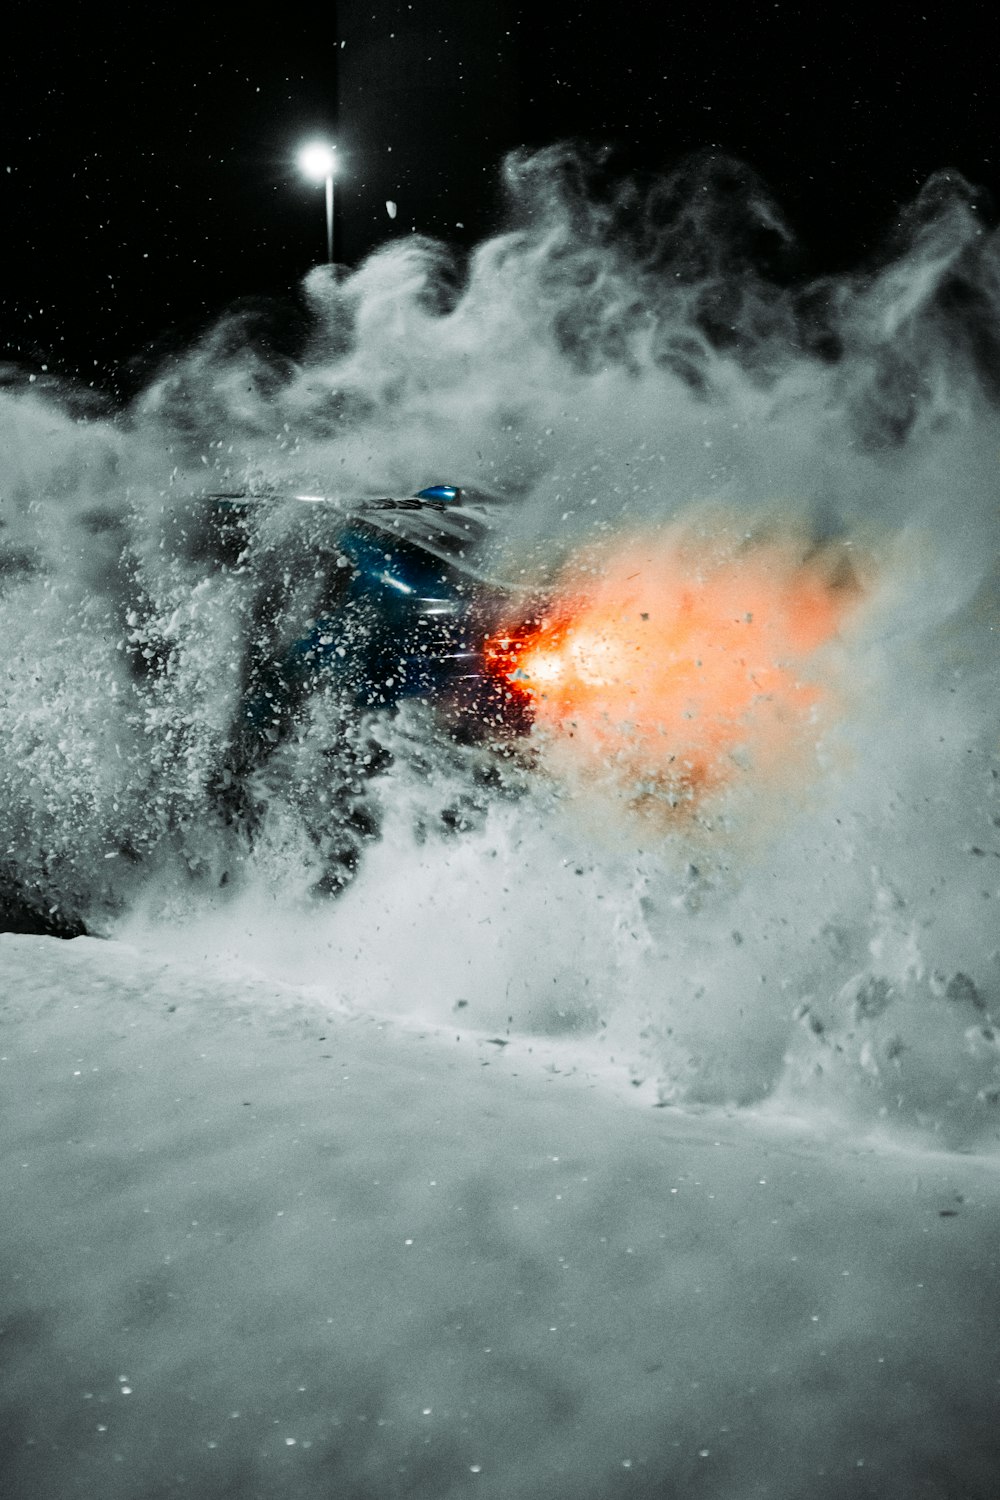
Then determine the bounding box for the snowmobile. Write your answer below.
[191,482,541,893]
[203,482,536,762]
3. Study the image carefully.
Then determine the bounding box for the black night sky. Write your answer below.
[4,0,997,395]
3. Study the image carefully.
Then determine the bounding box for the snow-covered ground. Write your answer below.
[2,932,999,1500]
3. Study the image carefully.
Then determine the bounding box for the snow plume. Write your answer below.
[2,147,1000,1146]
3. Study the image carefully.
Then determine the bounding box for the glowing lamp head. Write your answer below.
[299,142,338,181]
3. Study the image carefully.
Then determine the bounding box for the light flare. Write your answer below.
[486,520,865,817]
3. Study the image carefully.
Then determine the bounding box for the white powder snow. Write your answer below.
[3,149,1000,1496]
[2,932,999,1498]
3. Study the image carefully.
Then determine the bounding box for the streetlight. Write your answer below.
[298,140,339,263]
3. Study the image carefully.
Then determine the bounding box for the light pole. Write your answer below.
[298,141,339,263]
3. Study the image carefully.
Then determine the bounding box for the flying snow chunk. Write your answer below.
[386,200,398,219]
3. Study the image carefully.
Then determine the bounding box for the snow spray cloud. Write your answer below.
[2,148,1000,1145]
[484,515,866,824]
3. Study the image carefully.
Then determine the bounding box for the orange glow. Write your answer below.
[486,520,863,818]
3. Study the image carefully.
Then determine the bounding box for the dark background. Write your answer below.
[3,0,996,394]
